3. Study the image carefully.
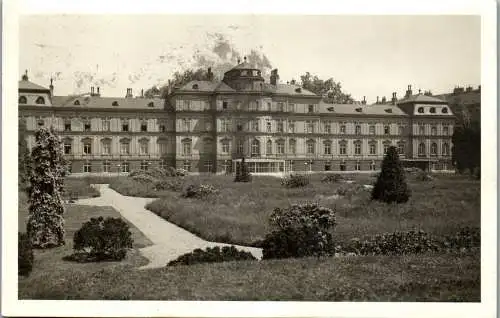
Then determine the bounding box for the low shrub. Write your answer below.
[281,174,309,188]
[416,171,433,182]
[442,226,480,250]
[154,178,185,192]
[321,174,345,183]
[70,216,133,262]
[335,184,366,197]
[18,232,34,276]
[181,184,219,199]
[167,245,256,266]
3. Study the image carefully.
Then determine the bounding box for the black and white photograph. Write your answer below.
[2,0,497,317]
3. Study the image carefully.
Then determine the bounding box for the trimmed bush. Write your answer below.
[167,245,256,266]
[372,146,411,203]
[18,232,34,276]
[71,216,133,262]
[181,184,219,199]
[321,174,345,183]
[262,203,336,259]
[281,174,309,188]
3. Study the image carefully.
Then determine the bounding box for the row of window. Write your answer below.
[179,100,314,113]
[36,118,167,133]
[65,139,159,155]
[417,106,449,114]
[19,96,45,105]
[79,160,169,173]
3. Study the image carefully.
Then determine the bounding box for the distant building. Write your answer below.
[18,60,456,175]
[433,85,481,125]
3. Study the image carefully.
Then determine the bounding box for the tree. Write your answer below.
[18,118,31,189]
[452,121,480,174]
[26,127,67,248]
[372,146,411,203]
[144,68,209,98]
[298,72,354,104]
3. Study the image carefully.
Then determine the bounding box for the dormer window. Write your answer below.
[327,106,335,112]
[192,84,199,89]
[112,101,119,106]
[18,96,27,104]
[355,107,362,112]
[147,102,154,107]
[241,70,248,76]
[429,107,436,114]
[295,87,302,93]
[417,107,424,113]
[222,101,228,110]
[74,100,80,106]
[384,108,393,113]
[36,96,45,104]
[442,107,449,114]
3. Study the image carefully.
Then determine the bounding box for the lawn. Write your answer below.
[142,173,480,246]
[18,252,480,301]
[18,191,153,298]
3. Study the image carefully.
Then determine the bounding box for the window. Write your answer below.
[369,125,375,135]
[443,126,449,136]
[64,122,71,132]
[308,104,314,113]
[221,140,230,154]
[442,107,449,114]
[384,125,390,135]
[306,121,314,133]
[289,139,296,154]
[354,141,361,155]
[83,141,92,155]
[112,101,119,106]
[340,161,346,171]
[383,143,390,154]
[288,103,295,112]
[355,125,361,135]
[340,124,346,134]
[183,161,191,172]
[159,124,166,133]
[417,107,424,113]
[139,140,149,155]
[430,142,438,156]
[324,162,331,171]
[74,100,80,106]
[141,121,148,132]
[266,140,273,155]
[120,141,130,155]
[419,124,425,135]
[182,139,192,156]
[251,139,260,157]
[306,140,315,154]
[183,119,190,132]
[84,122,91,132]
[237,121,243,132]
[323,141,332,155]
[140,161,149,171]
[221,118,230,132]
[64,140,72,154]
[277,140,285,154]
[159,141,168,155]
[102,118,110,131]
[339,141,347,155]
[430,107,436,114]
[324,121,331,134]
[277,120,284,133]
[355,161,361,171]
[266,121,272,133]
[103,161,111,173]
[83,162,91,173]
[398,125,404,135]
[442,143,450,156]
[369,142,376,155]
[431,126,437,136]
[19,96,27,104]
[418,142,426,156]
[37,119,44,127]
[237,139,244,155]
[122,121,129,132]
[222,101,228,110]
[204,121,212,132]
[101,140,111,155]
[370,161,376,171]
[397,142,405,155]
[204,161,213,173]
[288,120,295,133]
[35,96,45,104]
[278,102,284,112]
[148,102,154,107]
[121,162,129,173]
[252,120,259,132]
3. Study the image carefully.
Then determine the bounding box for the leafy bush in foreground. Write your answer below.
[154,178,185,192]
[18,232,34,276]
[167,245,256,266]
[181,184,219,199]
[281,174,309,188]
[70,217,133,262]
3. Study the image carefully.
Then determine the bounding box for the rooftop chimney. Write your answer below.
[376,96,379,104]
[381,96,387,104]
[126,88,133,98]
[207,67,214,81]
[141,89,144,98]
[362,96,366,105]
[244,56,247,63]
[91,86,95,96]
[237,58,241,64]
[49,78,54,96]
[270,69,279,85]
[22,70,29,81]
[391,92,397,105]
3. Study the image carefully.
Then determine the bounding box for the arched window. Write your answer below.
[18,96,27,104]
[417,107,424,113]
[120,138,130,155]
[63,138,72,155]
[429,107,436,114]
[442,107,449,114]
[397,142,405,155]
[354,140,362,155]
[288,139,296,154]
[35,96,45,104]
[221,139,230,154]
[251,139,260,157]
[276,139,285,154]
[158,138,168,155]
[369,141,377,155]
[418,142,426,156]
[74,100,80,106]
[430,142,438,156]
[266,140,273,155]
[442,143,450,156]
[182,138,192,156]
[323,140,332,155]
[306,139,315,154]
[339,140,347,155]
[82,138,92,155]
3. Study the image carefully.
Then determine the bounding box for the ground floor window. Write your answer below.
[121,162,130,173]
[204,160,213,173]
[442,163,448,170]
[103,161,111,173]
[340,161,346,171]
[222,161,231,174]
[324,163,331,171]
[140,161,149,171]
[370,161,376,171]
[83,162,91,173]
[183,161,191,172]
[355,161,361,171]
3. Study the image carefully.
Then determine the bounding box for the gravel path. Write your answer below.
[75,184,262,269]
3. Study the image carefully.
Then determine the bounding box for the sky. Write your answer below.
[19,15,481,103]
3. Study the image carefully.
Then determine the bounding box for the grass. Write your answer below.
[18,253,480,301]
[143,173,480,246]
[18,192,153,297]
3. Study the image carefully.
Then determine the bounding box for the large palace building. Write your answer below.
[18,60,456,175]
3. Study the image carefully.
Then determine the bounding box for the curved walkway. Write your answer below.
[75,184,262,269]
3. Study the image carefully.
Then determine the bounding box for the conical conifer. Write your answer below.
[372,146,410,203]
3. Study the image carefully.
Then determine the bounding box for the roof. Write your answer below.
[178,80,220,92]
[175,80,318,96]
[18,80,50,91]
[397,94,447,104]
[51,95,164,109]
[319,101,408,116]
[230,61,254,70]
[434,91,481,106]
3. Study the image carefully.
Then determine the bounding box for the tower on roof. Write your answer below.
[22,70,29,81]
[222,58,264,91]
